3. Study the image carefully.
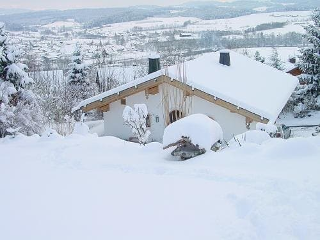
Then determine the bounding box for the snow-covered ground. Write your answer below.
[235,47,299,61]
[42,19,80,29]
[278,111,320,137]
[96,11,310,35]
[185,11,310,33]
[278,111,320,126]
[1,133,320,239]
[235,46,300,71]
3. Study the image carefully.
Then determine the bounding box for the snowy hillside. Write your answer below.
[1,133,320,239]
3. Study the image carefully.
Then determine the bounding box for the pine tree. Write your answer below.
[0,23,43,137]
[254,51,265,63]
[292,9,320,116]
[67,43,89,85]
[269,48,284,70]
[297,9,320,96]
[67,43,95,115]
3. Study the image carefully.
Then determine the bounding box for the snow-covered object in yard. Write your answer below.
[163,114,223,151]
[74,50,298,123]
[41,128,62,139]
[228,130,271,147]
[123,104,150,145]
[72,122,90,136]
[256,122,278,135]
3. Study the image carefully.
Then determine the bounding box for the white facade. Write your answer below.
[103,83,257,142]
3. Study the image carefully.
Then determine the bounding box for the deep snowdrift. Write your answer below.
[1,134,320,240]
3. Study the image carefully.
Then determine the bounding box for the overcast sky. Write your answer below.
[1,0,222,10]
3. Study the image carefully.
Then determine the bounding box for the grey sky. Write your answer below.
[1,0,220,10]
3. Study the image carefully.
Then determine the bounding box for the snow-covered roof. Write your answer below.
[75,50,298,123]
[148,52,160,59]
[283,61,297,72]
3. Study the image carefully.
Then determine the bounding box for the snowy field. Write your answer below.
[94,11,311,35]
[1,133,320,239]
[235,47,300,71]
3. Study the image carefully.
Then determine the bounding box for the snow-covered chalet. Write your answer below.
[74,50,298,141]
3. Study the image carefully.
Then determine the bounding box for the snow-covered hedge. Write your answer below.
[256,122,277,135]
[228,130,271,147]
[163,114,223,151]
[72,122,90,136]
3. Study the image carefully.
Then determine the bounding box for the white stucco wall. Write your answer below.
[191,96,257,140]
[103,83,258,142]
[104,91,166,142]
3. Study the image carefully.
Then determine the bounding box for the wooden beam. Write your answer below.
[120,98,126,105]
[82,76,164,112]
[147,85,159,95]
[99,104,109,112]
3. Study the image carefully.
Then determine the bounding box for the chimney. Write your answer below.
[219,50,231,66]
[148,53,161,74]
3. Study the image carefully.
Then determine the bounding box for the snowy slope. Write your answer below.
[1,134,320,239]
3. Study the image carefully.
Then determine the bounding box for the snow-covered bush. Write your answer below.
[0,23,43,137]
[256,122,278,137]
[229,130,271,147]
[122,104,151,145]
[72,122,90,136]
[41,128,62,140]
[254,51,265,63]
[163,114,223,152]
[72,113,90,135]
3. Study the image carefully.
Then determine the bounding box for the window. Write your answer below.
[169,110,182,123]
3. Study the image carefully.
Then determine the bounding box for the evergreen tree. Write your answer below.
[0,23,43,137]
[297,9,320,95]
[254,51,265,63]
[67,43,95,113]
[269,48,284,70]
[292,9,320,116]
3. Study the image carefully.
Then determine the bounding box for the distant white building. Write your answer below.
[74,50,298,142]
